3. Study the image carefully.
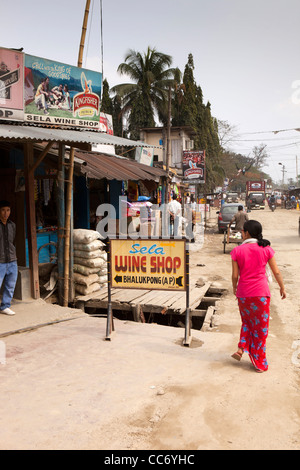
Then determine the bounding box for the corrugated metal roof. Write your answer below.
[0,123,160,148]
[75,150,166,181]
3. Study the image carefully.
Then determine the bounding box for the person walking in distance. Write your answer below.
[231,220,286,372]
[168,193,182,237]
[0,201,18,315]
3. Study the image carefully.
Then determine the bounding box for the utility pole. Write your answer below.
[296,155,299,186]
[165,84,172,205]
[278,162,286,186]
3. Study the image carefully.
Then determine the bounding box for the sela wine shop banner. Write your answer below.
[0,47,103,130]
[24,54,102,129]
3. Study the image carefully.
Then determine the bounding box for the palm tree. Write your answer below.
[112,47,176,139]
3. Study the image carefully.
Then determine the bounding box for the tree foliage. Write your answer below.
[111,47,175,140]
[104,49,229,189]
[220,149,270,191]
[173,53,223,190]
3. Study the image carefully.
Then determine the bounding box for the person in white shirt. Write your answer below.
[186,195,196,242]
[168,194,181,237]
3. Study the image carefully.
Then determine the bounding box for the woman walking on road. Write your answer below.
[231,220,286,372]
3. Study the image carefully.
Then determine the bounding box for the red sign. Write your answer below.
[182,150,205,184]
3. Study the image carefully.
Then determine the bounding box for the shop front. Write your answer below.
[0,124,162,305]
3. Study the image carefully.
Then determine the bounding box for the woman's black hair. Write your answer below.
[243,220,271,247]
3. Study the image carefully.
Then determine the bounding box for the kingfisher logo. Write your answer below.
[73,72,100,118]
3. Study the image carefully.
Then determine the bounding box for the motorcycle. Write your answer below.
[270,203,276,212]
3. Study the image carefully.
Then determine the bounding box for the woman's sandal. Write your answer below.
[231,351,243,361]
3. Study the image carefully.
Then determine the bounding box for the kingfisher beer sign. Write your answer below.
[182,150,206,184]
[24,54,102,129]
[0,47,102,130]
[110,239,186,291]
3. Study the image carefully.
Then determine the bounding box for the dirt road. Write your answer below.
[0,207,299,450]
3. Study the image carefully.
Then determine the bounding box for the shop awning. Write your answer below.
[0,123,160,148]
[75,149,167,182]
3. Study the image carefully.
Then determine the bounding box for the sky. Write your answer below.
[1,0,300,183]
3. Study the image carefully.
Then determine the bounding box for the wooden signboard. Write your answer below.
[106,238,191,345]
[110,239,186,291]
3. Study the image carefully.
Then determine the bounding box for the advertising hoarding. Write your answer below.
[24,54,102,129]
[0,48,24,121]
[182,150,205,184]
[135,146,154,166]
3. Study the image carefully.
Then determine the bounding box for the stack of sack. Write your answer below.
[73,229,108,295]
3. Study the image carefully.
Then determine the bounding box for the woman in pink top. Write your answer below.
[231,220,286,372]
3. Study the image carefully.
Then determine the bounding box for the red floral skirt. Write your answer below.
[237,297,270,371]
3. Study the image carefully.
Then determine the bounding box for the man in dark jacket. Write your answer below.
[0,200,18,315]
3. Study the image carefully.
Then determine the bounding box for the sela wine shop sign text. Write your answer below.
[110,239,186,291]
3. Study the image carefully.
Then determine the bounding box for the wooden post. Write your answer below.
[63,147,74,306]
[57,144,65,305]
[183,244,191,346]
[24,143,40,299]
[69,191,74,303]
[105,239,114,340]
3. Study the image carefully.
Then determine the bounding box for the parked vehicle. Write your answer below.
[286,199,297,210]
[217,203,245,233]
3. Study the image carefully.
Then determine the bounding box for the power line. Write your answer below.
[239,127,300,135]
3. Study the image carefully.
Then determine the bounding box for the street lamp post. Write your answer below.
[278,162,286,186]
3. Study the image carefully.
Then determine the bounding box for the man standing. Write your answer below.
[168,193,182,237]
[230,205,249,232]
[0,201,18,315]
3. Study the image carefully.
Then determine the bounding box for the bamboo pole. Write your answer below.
[57,144,65,305]
[63,147,75,306]
[78,0,91,68]
[24,143,40,299]
[63,0,90,306]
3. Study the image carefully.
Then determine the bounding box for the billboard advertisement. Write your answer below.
[24,54,102,129]
[0,48,24,121]
[135,146,154,166]
[182,150,205,184]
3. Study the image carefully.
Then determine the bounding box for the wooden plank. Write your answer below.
[201,296,222,304]
[131,289,179,307]
[190,309,207,318]
[171,283,211,313]
[75,282,211,317]
[75,286,108,302]
[112,288,149,303]
[24,143,40,299]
